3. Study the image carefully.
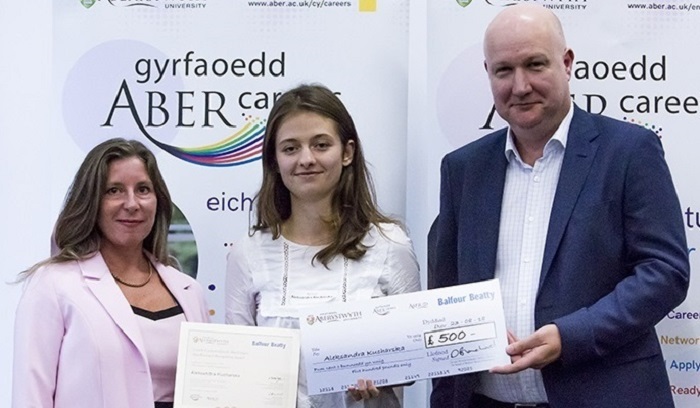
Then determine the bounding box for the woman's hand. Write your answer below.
[347,379,381,401]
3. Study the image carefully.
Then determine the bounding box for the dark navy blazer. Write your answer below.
[430,105,690,408]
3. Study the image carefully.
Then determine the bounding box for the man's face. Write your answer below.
[484,21,573,138]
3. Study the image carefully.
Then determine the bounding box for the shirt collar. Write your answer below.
[504,102,574,162]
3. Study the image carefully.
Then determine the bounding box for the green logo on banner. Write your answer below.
[81,0,96,8]
[456,0,473,7]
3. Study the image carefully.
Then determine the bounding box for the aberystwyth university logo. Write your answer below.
[456,0,473,7]
[80,0,208,10]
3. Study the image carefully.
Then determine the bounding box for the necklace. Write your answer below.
[112,261,153,288]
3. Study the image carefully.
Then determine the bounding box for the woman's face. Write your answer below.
[274,111,354,207]
[98,156,157,253]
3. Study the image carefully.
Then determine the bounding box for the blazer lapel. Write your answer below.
[81,253,147,359]
[155,259,197,321]
[539,107,600,287]
[476,132,508,279]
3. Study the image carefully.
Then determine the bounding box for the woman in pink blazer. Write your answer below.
[13,139,210,408]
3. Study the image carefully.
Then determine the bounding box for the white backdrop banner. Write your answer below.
[50,0,409,320]
[1,2,417,405]
[425,0,700,406]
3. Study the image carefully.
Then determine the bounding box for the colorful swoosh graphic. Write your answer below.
[131,104,264,167]
[148,116,264,167]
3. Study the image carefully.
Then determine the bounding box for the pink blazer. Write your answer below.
[12,252,210,408]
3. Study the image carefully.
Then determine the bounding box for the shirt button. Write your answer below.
[533,175,541,182]
[527,216,534,222]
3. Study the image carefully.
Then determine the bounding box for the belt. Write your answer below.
[471,393,550,408]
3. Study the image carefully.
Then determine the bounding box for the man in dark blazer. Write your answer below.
[430,4,689,408]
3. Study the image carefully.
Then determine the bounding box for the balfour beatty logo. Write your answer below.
[437,292,494,306]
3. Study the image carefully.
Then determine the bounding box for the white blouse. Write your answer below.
[225,223,421,408]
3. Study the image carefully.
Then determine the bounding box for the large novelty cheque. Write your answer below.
[300,279,509,395]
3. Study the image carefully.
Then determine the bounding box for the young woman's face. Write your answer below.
[274,111,354,206]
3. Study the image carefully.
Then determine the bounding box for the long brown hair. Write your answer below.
[254,84,397,266]
[20,138,174,278]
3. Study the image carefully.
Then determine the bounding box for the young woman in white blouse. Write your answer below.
[225,84,421,408]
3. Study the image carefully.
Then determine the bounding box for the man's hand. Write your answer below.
[490,324,562,374]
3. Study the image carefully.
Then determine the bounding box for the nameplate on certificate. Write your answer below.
[300,279,509,395]
[174,322,300,407]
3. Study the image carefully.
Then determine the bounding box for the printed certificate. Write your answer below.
[174,322,300,407]
[300,279,509,395]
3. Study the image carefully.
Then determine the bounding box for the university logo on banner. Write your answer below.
[80,0,96,8]
[456,0,473,7]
